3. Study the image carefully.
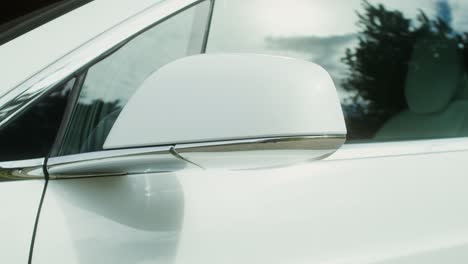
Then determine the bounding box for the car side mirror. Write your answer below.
[103,54,346,169]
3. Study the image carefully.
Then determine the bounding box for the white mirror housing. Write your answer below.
[104,54,346,169]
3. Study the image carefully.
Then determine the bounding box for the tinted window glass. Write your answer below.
[0,78,75,161]
[58,1,211,155]
[208,0,468,143]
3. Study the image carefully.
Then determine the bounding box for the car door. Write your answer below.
[25,1,468,264]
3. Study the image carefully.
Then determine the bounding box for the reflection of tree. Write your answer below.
[74,99,121,129]
[342,0,465,140]
[59,99,122,155]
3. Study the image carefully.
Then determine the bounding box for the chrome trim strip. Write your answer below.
[0,0,207,129]
[46,146,194,179]
[174,135,346,153]
[0,158,45,181]
[174,135,346,170]
[42,135,468,179]
[45,135,345,179]
[47,145,171,166]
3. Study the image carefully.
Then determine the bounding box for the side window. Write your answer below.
[57,1,211,155]
[208,0,468,143]
[0,78,75,161]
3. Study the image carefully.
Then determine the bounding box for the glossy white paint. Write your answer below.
[33,147,468,263]
[104,54,346,149]
[0,180,44,263]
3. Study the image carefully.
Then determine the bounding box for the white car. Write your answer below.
[2,0,468,263]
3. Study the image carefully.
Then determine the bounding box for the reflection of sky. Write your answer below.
[207,0,468,97]
[264,34,357,100]
[79,3,208,104]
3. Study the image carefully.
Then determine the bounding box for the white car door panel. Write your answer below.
[33,147,468,263]
[0,179,43,263]
[33,173,186,263]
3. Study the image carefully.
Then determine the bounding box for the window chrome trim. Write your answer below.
[46,135,345,179]
[174,135,345,153]
[0,158,45,181]
[46,145,193,179]
[42,135,468,179]
[0,0,211,130]
[48,145,171,165]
